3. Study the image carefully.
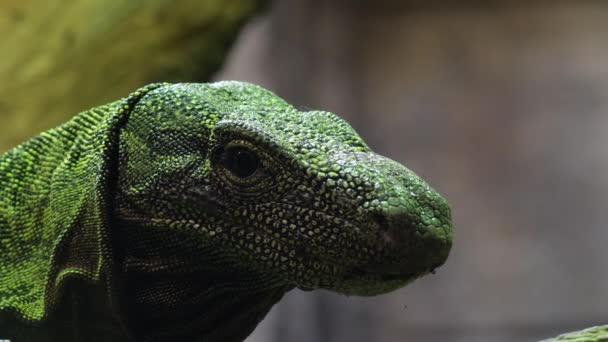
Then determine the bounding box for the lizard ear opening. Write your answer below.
[0,83,167,325]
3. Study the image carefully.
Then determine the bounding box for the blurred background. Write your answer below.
[2,1,608,341]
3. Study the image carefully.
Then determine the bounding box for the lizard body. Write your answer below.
[541,326,608,342]
[0,82,453,341]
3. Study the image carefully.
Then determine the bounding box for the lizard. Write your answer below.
[0,81,453,341]
[541,326,608,342]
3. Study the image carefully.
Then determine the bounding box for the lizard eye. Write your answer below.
[221,146,260,179]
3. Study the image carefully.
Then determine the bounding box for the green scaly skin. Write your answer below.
[541,326,608,342]
[0,82,453,341]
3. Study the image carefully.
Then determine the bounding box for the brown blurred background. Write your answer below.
[2,1,608,341]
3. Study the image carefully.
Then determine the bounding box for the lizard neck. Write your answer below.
[114,221,290,342]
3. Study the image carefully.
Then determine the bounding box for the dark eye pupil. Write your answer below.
[223,147,259,178]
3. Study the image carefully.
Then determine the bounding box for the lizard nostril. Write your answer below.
[372,211,414,243]
[372,213,389,230]
[371,213,395,244]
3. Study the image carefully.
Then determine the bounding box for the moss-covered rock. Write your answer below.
[0,0,267,151]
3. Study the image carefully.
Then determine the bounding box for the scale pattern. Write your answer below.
[541,326,608,342]
[0,82,453,341]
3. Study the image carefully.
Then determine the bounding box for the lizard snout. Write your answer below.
[363,186,453,278]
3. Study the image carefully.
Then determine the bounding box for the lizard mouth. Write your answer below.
[348,267,418,282]
[346,257,444,282]
[327,266,424,296]
[335,244,448,295]
[297,268,418,294]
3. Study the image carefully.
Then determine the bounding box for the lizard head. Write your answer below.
[115,81,452,298]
